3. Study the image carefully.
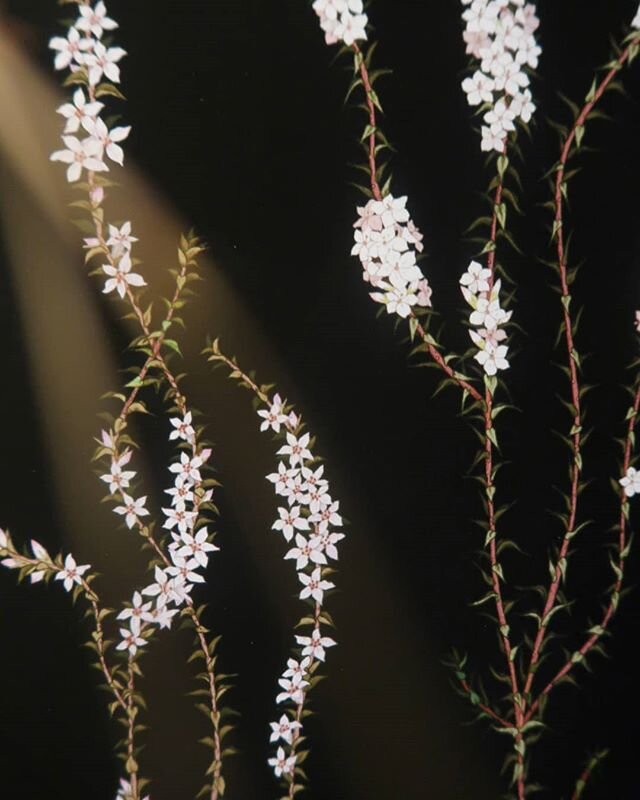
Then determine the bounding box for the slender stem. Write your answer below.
[457,677,512,728]
[481,157,525,799]
[353,43,382,202]
[351,43,483,405]
[522,36,640,706]
[126,656,139,800]
[84,162,223,800]
[525,379,640,723]
[570,749,609,800]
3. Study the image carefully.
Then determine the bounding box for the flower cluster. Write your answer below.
[352,194,432,319]
[460,261,511,376]
[50,2,129,181]
[99,418,218,657]
[50,4,145,302]
[260,394,344,781]
[311,0,367,46]
[461,0,540,153]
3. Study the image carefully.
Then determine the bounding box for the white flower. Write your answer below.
[634,4,640,29]
[89,118,131,166]
[55,554,90,592]
[298,567,335,604]
[56,89,104,135]
[282,656,311,680]
[50,135,108,183]
[100,451,135,494]
[49,27,91,71]
[76,1,118,39]
[285,534,327,571]
[0,529,7,549]
[169,411,195,443]
[276,674,309,705]
[117,591,153,634]
[371,284,418,319]
[620,467,640,498]
[462,69,495,106]
[116,626,146,657]
[269,714,302,745]
[102,253,146,299]
[474,342,509,375]
[113,494,149,529]
[166,555,205,585]
[169,451,204,485]
[310,531,344,561]
[162,506,197,536]
[81,41,127,86]
[142,566,174,608]
[460,260,491,295]
[272,506,310,542]
[257,393,289,433]
[268,746,296,778]
[164,478,195,508]
[106,222,138,256]
[309,499,343,530]
[266,462,299,496]
[148,604,179,630]
[176,529,219,569]
[277,432,312,467]
[295,628,337,662]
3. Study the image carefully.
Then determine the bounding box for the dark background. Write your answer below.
[1,1,640,798]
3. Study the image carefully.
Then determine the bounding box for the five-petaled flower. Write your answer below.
[55,553,90,592]
[102,253,147,299]
[269,714,302,745]
[50,135,108,183]
[267,746,297,778]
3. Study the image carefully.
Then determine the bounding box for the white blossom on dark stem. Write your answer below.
[620,467,640,498]
[352,194,432,319]
[460,261,511,376]
[461,0,541,153]
[312,0,368,46]
[55,554,91,592]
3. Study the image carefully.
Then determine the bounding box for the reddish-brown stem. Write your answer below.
[126,656,139,800]
[522,38,640,706]
[525,380,640,723]
[351,44,484,406]
[82,139,223,798]
[481,158,525,798]
[457,677,512,728]
[412,316,485,404]
[83,588,128,713]
[570,750,608,800]
[352,43,382,202]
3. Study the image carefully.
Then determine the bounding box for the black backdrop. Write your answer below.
[1,2,640,799]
